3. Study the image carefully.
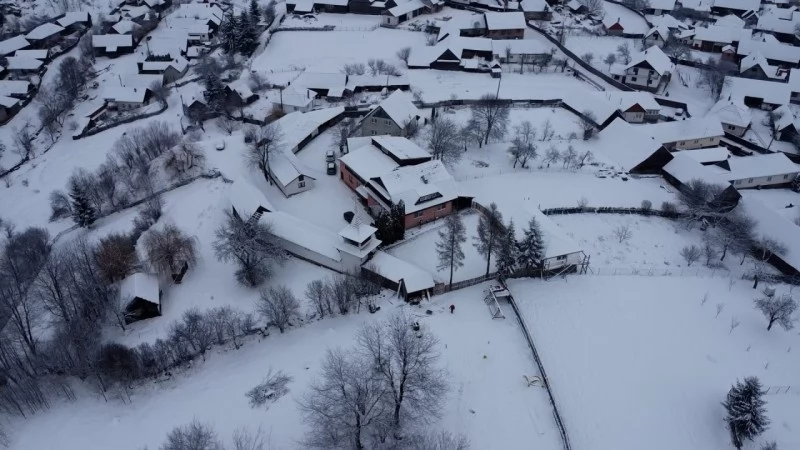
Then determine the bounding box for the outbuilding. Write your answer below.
[119,273,161,323]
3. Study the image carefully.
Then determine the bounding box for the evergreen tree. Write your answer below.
[373,210,395,245]
[436,214,467,286]
[495,219,519,276]
[203,72,227,113]
[518,217,546,272]
[249,0,261,25]
[391,201,406,242]
[474,203,504,276]
[220,11,237,53]
[723,377,769,450]
[237,13,258,55]
[69,179,96,227]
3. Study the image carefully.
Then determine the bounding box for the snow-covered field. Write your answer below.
[509,275,800,450]
[11,284,562,450]
[564,35,641,67]
[602,1,649,35]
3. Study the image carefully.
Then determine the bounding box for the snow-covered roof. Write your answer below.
[370,160,458,214]
[339,221,377,244]
[721,76,791,106]
[706,99,752,128]
[276,106,345,152]
[638,116,724,144]
[484,12,526,30]
[279,85,317,108]
[230,178,275,215]
[738,192,800,273]
[112,19,139,35]
[683,146,731,163]
[772,104,797,132]
[140,57,189,74]
[0,80,31,96]
[715,14,745,28]
[644,25,670,41]
[602,16,626,30]
[712,0,759,11]
[595,118,664,171]
[340,144,401,181]
[13,49,48,59]
[263,211,343,262]
[625,46,674,75]
[103,86,150,103]
[374,90,420,127]
[121,5,152,20]
[737,36,800,65]
[148,33,189,57]
[689,25,750,44]
[726,153,799,180]
[648,13,690,30]
[369,250,435,293]
[294,72,347,91]
[756,8,800,34]
[168,18,211,35]
[740,51,785,80]
[119,273,160,306]
[57,11,91,28]
[225,81,254,101]
[92,34,134,51]
[562,92,619,125]
[0,35,29,56]
[680,0,713,10]
[491,38,550,56]
[601,91,661,113]
[5,57,42,70]
[176,3,223,23]
[647,0,676,10]
[521,0,548,12]
[663,152,729,186]
[0,95,18,108]
[371,135,430,160]
[123,73,163,88]
[388,0,426,17]
[566,0,584,11]
[25,23,64,41]
[270,151,315,186]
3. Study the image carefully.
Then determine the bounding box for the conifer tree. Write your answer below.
[518,217,546,272]
[69,179,96,227]
[220,11,237,53]
[203,72,227,113]
[495,219,519,276]
[237,14,258,55]
[436,214,466,286]
[723,377,769,450]
[249,0,261,24]
[391,201,405,242]
[474,203,504,276]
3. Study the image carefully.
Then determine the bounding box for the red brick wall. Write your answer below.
[339,162,361,191]
[404,201,453,229]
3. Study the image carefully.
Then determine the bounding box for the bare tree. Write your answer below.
[142,223,198,281]
[474,203,505,276]
[231,427,266,450]
[616,43,632,64]
[698,57,736,99]
[257,285,300,333]
[341,62,366,75]
[331,118,357,152]
[169,308,215,361]
[580,109,597,140]
[163,142,206,180]
[542,145,561,167]
[357,312,447,434]
[612,224,632,243]
[149,81,170,106]
[427,117,461,165]
[299,348,391,450]
[469,94,510,145]
[678,179,729,226]
[305,279,330,318]
[754,294,797,331]
[603,53,617,70]
[245,368,293,409]
[436,213,467,286]
[95,233,137,283]
[396,47,411,64]
[508,121,537,168]
[662,31,690,61]
[561,145,577,168]
[581,52,595,65]
[245,123,283,183]
[213,211,287,287]
[579,0,604,15]
[49,189,73,221]
[11,119,35,158]
[680,244,702,266]
[404,431,471,450]
[161,419,223,450]
[755,237,787,263]
[218,116,241,135]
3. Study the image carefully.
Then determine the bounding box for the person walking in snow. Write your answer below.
[449,304,455,314]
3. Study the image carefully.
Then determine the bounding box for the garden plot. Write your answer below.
[11,284,562,450]
[508,275,800,450]
[279,12,382,29]
[251,29,427,72]
[388,212,495,283]
[563,35,641,68]
[601,1,649,35]
[551,213,765,274]
[666,64,718,116]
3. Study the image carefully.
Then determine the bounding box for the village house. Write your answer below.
[119,5,158,25]
[276,85,318,113]
[167,18,213,43]
[603,17,626,36]
[678,25,751,52]
[103,86,153,110]
[431,14,487,42]
[610,46,674,92]
[92,34,136,57]
[383,0,440,26]
[724,153,799,188]
[13,49,50,63]
[739,192,800,276]
[643,25,670,47]
[639,116,724,150]
[346,74,410,93]
[520,0,551,20]
[738,35,800,69]
[491,38,551,65]
[224,81,258,107]
[706,99,751,136]
[722,76,792,109]
[270,152,317,197]
[293,72,348,98]
[601,91,661,123]
[56,11,93,34]
[0,95,19,123]
[365,251,435,301]
[229,177,275,222]
[339,135,432,193]
[710,0,759,17]
[175,3,223,31]
[111,19,142,36]
[286,0,350,14]
[360,90,424,137]
[484,12,526,39]
[756,7,800,42]
[771,104,800,142]
[25,22,65,48]
[0,80,34,99]
[595,118,673,173]
[643,0,676,14]
[5,57,44,79]
[367,160,459,229]
[0,35,29,56]
[739,52,788,81]
[119,272,161,323]
[566,0,587,13]
[138,56,189,83]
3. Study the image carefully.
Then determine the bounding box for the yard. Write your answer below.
[11,284,562,450]
[602,0,649,35]
[508,275,800,450]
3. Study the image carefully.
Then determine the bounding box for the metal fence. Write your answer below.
[585,265,753,279]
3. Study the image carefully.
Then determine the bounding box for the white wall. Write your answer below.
[623,111,645,123]
[542,251,583,270]
[674,136,721,150]
[731,172,798,189]
[273,235,344,272]
[721,122,747,137]
[277,176,315,197]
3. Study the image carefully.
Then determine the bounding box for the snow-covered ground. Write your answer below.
[11,284,562,450]
[509,275,800,450]
[388,211,496,283]
[602,1,649,35]
[743,189,800,222]
[563,35,641,67]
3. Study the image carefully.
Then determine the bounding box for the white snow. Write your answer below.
[368,250,436,292]
[119,273,161,306]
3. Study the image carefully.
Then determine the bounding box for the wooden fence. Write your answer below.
[433,272,497,295]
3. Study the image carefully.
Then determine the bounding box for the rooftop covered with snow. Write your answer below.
[119,273,160,306]
[368,250,435,294]
[637,116,724,145]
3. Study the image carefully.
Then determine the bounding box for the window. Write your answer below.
[630,76,637,82]
[693,139,699,143]
[748,178,753,183]
[767,176,772,181]
[371,118,377,123]
[371,130,377,136]
[298,175,304,181]
[556,255,567,261]
[384,119,391,125]
[416,192,442,204]
[414,211,423,218]
[298,181,306,188]
[734,180,741,185]
[437,203,446,210]
[784,174,790,179]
